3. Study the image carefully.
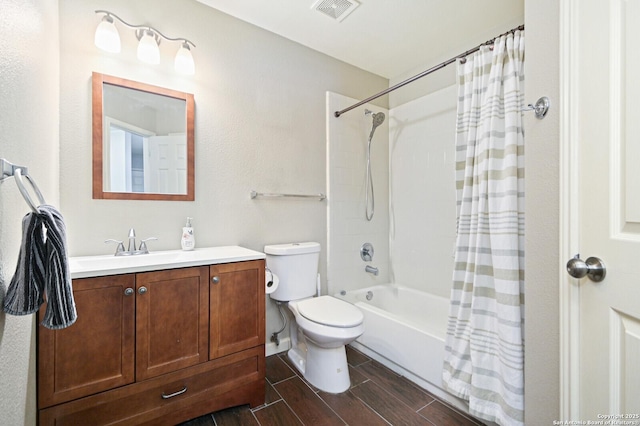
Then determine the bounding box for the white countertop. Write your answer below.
[69,246,266,279]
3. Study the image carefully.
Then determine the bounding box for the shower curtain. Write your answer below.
[442,31,525,426]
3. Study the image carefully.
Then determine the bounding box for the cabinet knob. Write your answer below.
[138,286,148,295]
[211,276,220,284]
[124,287,134,296]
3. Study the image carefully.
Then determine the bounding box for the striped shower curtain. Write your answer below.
[442,31,525,426]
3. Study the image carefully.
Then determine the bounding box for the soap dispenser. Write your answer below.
[181,217,195,251]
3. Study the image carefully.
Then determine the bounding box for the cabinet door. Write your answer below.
[135,266,209,381]
[38,274,135,408]
[210,260,265,359]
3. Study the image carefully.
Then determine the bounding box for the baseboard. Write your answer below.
[266,337,291,357]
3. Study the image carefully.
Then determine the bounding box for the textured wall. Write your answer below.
[58,0,387,353]
[0,1,59,424]
[523,0,561,422]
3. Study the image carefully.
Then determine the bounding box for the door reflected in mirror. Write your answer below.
[92,73,194,201]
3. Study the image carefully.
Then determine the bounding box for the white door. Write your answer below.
[144,134,187,194]
[570,0,640,418]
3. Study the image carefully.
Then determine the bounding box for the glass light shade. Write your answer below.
[94,17,121,53]
[137,30,160,64]
[174,43,195,75]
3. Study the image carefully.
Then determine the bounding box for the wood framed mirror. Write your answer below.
[92,72,195,201]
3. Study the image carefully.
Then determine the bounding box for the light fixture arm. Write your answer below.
[95,10,195,48]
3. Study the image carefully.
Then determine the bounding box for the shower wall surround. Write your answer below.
[389,85,457,298]
[327,86,457,298]
[327,92,390,295]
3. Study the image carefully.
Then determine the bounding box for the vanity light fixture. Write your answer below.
[136,29,161,65]
[94,10,196,75]
[94,14,121,53]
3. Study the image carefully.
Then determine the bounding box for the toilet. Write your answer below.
[265,242,364,393]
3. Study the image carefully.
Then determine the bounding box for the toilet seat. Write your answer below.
[296,296,363,328]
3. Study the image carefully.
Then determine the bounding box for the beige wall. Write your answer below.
[58,0,387,354]
[59,0,387,258]
[524,0,561,422]
[0,0,387,421]
[0,1,60,424]
[388,14,524,106]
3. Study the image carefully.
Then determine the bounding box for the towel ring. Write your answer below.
[14,168,46,213]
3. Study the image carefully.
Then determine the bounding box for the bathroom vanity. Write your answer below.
[37,247,266,426]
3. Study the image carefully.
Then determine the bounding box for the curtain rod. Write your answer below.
[334,24,525,118]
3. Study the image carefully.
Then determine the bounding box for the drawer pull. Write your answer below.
[161,386,187,399]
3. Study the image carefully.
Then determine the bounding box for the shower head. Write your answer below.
[372,112,385,128]
[367,110,386,141]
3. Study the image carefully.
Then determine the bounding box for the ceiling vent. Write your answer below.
[311,0,360,22]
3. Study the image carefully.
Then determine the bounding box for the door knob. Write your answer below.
[566,254,606,282]
[138,286,148,295]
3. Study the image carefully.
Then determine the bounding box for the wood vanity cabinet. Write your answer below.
[37,259,266,426]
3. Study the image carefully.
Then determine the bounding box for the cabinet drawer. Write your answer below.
[39,346,265,426]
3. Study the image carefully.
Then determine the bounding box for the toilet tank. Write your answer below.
[264,242,320,302]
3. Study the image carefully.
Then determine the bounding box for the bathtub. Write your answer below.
[336,284,466,410]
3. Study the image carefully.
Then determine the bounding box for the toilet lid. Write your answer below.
[297,296,364,328]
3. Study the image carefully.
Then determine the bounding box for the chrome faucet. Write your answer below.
[365,265,379,276]
[105,228,157,256]
[128,228,136,252]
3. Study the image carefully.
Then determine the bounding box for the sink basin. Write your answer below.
[69,246,266,279]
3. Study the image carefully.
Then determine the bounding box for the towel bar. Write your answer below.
[1,158,46,213]
[250,190,326,201]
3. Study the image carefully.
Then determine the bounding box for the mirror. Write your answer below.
[92,72,194,200]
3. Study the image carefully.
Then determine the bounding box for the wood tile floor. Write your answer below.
[180,346,483,426]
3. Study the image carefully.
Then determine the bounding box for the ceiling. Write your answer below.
[196,0,524,79]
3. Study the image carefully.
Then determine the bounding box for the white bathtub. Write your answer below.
[336,284,466,410]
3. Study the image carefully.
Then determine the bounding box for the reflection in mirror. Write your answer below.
[92,73,194,200]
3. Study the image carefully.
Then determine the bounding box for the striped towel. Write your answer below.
[3,205,77,329]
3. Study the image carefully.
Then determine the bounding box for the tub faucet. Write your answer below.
[365,265,379,276]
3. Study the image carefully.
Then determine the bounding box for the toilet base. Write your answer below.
[288,342,351,394]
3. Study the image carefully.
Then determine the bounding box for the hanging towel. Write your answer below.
[2,212,46,314]
[3,205,77,329]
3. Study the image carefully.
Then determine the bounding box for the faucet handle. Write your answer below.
[105,239,125,256]
[139,237,158,254]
